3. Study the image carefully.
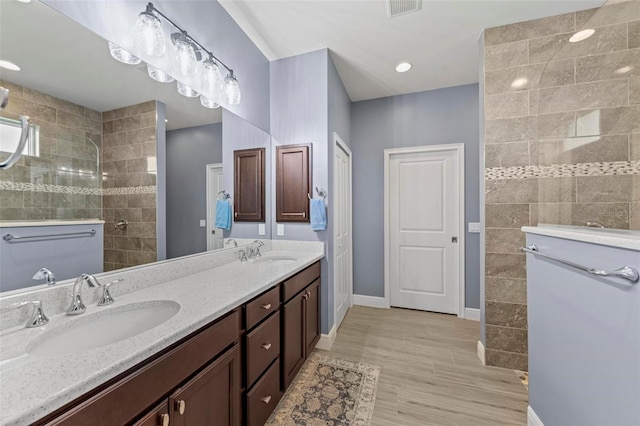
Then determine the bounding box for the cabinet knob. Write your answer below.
[262,343,272,350]
[159,414,170,426]
[302,293,308,300]
[261,396,272,404]
[234,212,238,218]
[175,400,186,415]
[302,212,306,218]
[261,303,272,310]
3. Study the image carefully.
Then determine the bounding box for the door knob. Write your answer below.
[159,414,170,426]
[451,237,458,243]
[175,400,186,415]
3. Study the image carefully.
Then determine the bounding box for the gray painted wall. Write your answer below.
[526,232,640,425]
[222,109,272,240]
[166,122,222,259]
[351,84,481,309]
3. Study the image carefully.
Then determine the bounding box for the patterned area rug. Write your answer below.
[266,353,380,425]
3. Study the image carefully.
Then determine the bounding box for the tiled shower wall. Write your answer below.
[0,80,102,220]
[102,101,158,271]
[483,1,639,370]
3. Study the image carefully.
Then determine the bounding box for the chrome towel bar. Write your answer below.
[521,244,639,283]
[3,229,96,242]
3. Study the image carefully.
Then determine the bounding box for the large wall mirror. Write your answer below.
[0,0,271,292]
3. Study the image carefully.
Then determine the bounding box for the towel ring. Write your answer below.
[309,187,327,200]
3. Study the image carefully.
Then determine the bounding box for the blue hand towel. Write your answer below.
[310,198,327,231]
[215,199,232,230]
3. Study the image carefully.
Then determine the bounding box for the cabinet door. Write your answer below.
[282,292,305,390]
[169,345,241,426]
[276,144,311,222]
[132,402,169,426]
[234,148,265,222]
[305,279,321,354]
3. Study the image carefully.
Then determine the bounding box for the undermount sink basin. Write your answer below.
[252,255,298,265]
[27,300,180,357]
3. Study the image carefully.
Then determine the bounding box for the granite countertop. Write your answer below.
[522,224,640,251]
[0,249,323,426]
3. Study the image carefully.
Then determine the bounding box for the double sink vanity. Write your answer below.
[0,240,324,426]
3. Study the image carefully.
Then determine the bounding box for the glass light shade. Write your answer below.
[201,58,223,99]
[177,81,199,97]
[147,64,174,83]
[133,12,166,57]
[200,95,220,109]
[173,37,198,77]
[108,41,141,65]
[224,74,241,105]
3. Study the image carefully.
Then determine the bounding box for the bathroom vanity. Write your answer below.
[0,240,324,426]
[523,226,640,426]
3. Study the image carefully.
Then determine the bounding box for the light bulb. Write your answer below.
[201,58,223,100]
[133,11,166,57]
[173,35,197,77]
[200,95,220,109]
[224,74,241,105]
[147,64,174,83]
[108,41,141,65]
[177,81,199,97]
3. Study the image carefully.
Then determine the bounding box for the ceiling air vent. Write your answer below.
[387,0,422,18]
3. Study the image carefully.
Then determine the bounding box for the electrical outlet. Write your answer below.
[468,222,480,233]
[258,224,266,236]
[199,219,206,228]
[277,224,284,236]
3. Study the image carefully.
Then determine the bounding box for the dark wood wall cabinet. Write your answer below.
[234,148,265,222]
[275,144,311,222]
[34,261,321,426]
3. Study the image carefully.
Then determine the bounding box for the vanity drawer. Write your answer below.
[246,360,282,426]
[246,311,280,387]
[245,285,280,330]
[283,261,320,302]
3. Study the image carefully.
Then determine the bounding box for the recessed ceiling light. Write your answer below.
[510,78,528,89]
[569,29,595,43]
[0,60,21,71]
[395,62,412,73]
[614,65,633,75]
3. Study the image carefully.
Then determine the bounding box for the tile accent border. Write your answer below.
[0,181,156,196]
[485,161,640,180]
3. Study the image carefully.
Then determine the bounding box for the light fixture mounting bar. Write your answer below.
[145,2,233,74]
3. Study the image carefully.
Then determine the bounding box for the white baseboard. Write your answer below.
[477,340,486,365]
[315,324,337,351]
[463,308,480,321]
[352,294,388,309]
[527,406,544,426]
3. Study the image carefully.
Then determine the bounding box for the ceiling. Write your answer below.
[220,0,604,102]
[0,0,222,130]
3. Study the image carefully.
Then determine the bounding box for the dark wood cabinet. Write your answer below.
[234,148,265,222]
[169,346,240,426]
[275,144,311,222]
[281,263,322,390]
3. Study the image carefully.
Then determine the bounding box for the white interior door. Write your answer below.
[334,136,352,329]
[206,164,224,251]
[387,147,461,314]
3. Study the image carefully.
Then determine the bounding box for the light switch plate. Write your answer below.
[277,224,284,236]
[199,219,206,228]
[258,223,266,236]
[468,222,480,233]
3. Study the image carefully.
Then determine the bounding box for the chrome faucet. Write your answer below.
[33,267,55,286]
[0,300,49,328]
[67,273,101,315]
[225,238,238,248]
[249,240,265,260]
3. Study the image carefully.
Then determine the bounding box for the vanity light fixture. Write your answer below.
[108,2,241,107]
[0,60,21,71]
[569,29,595,43]
[395,62,412,73]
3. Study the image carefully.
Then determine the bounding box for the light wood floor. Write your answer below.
[321,306,528,426]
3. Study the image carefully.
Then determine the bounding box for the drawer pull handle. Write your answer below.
[159,413,170,426]
[262,343,272,350]
[261,303,272,310]
[261,396,272,404]
[176,400,186,415]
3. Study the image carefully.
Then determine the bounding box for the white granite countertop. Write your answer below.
[522,224,640,251]
[0,248,323,426]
